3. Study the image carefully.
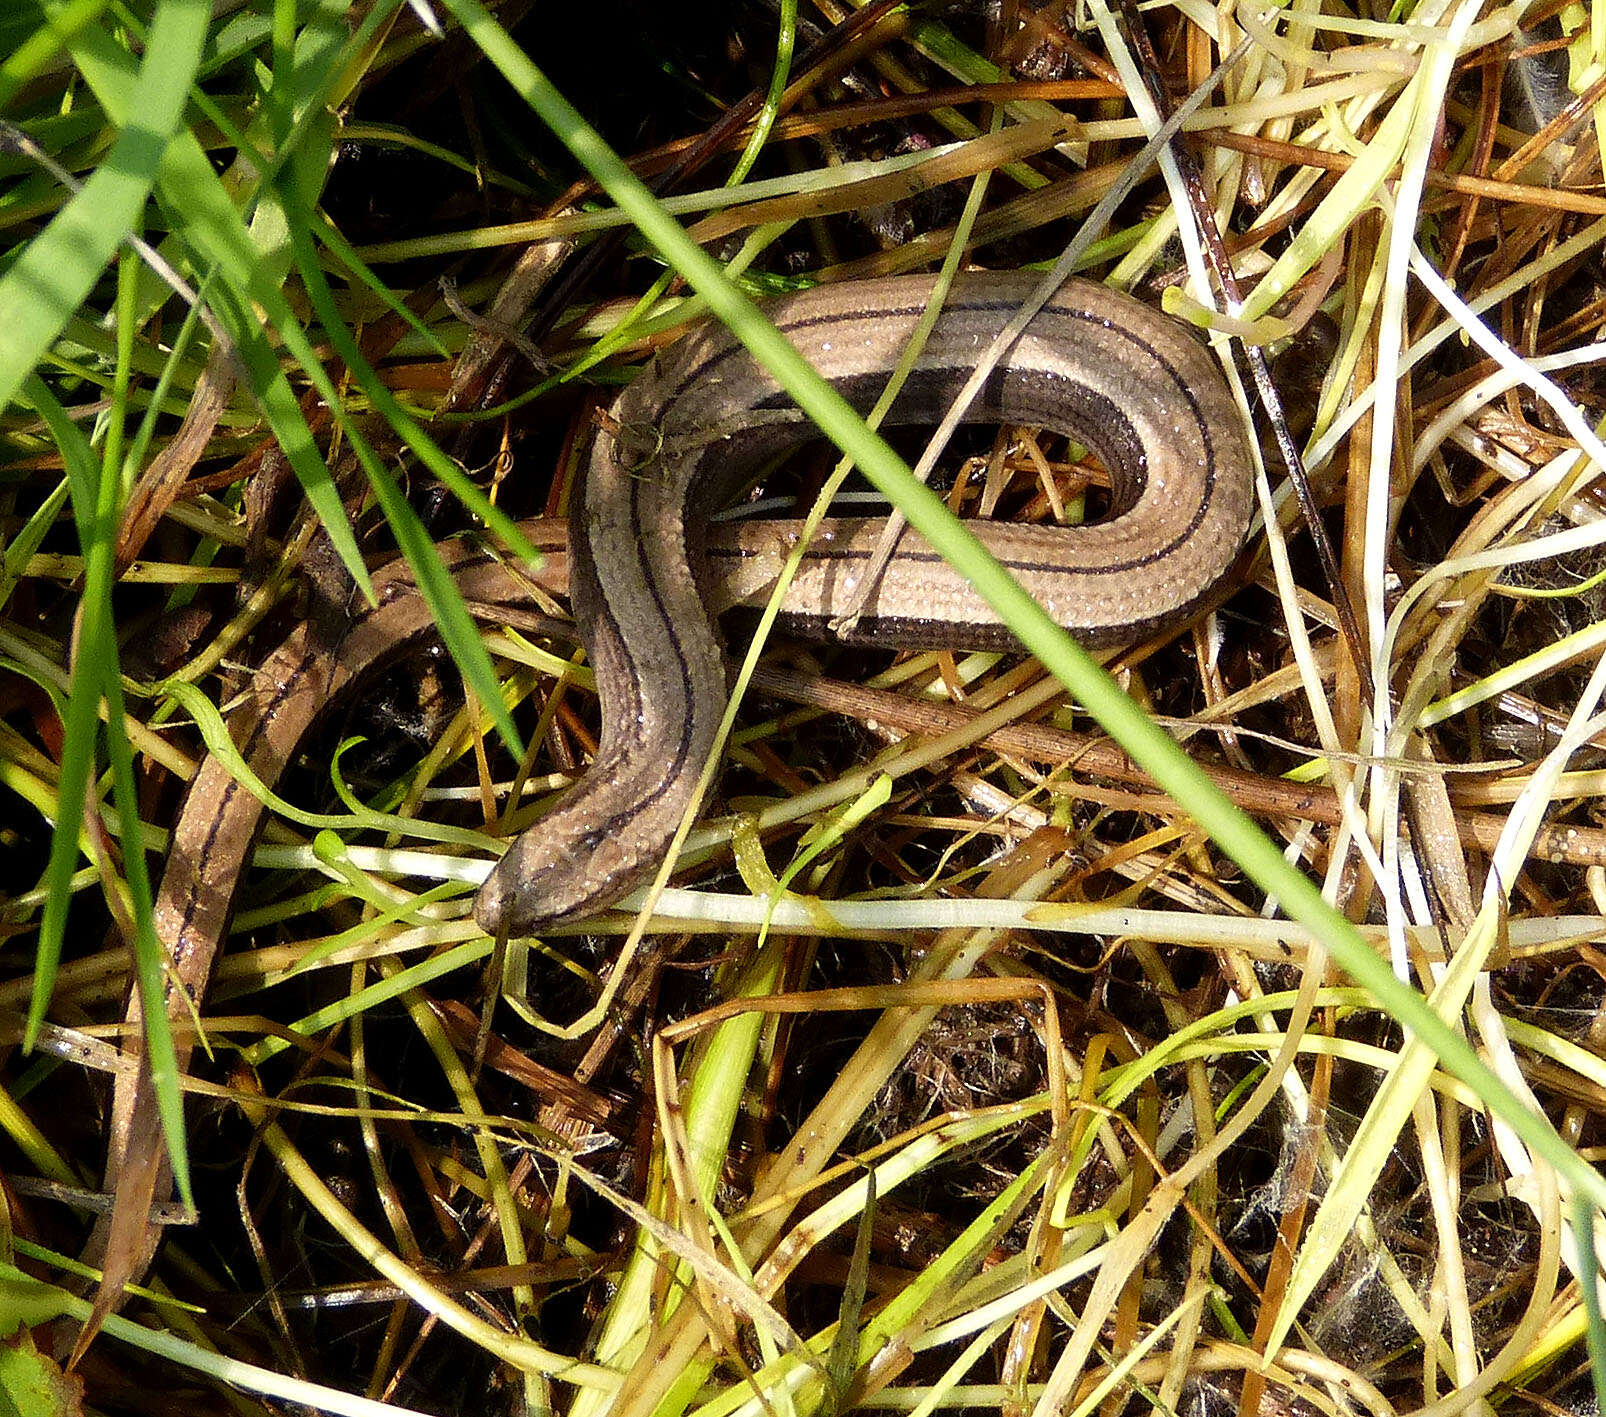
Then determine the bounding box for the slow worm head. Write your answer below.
[473,272,1254,935]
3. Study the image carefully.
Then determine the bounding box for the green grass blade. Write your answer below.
[1577,1195,1606,1413]
[21,378,103,1031]
[21,372,189,1202]
[0,0,110,113]
[0,0,208,414]
[61,10,374,601]
[279,198,528,752]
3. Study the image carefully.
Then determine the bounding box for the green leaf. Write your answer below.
[0,1324,82,1417]
[0,0,207,414]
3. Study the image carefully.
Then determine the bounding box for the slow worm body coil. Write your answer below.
[474,272,1254,933]
[150,271,1253,972]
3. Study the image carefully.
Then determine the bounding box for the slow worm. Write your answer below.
[476,271,1253,932]
[152,271,1253,979]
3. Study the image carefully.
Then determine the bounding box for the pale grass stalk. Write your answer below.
[1473,798,1606,1292]
[236,1102,618,1388]
[1385,450,1602,737]
[1412,1092,1484,1403]
[382,955,536,1319]
[1307,215,1606,470]
[0,1262,440,1417]
[911,1233,1110,1350]
[1412,342,1606,472]
[1363,0,1483,982]
[1085,0,1211,292]
[1063,1288,1211,1417]
[901,1319,1014,1417]
[1419,617,1606,730]
[1406,1151,1564,1417]
[1410,248,1606,477]
[1066,69,1402,144]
